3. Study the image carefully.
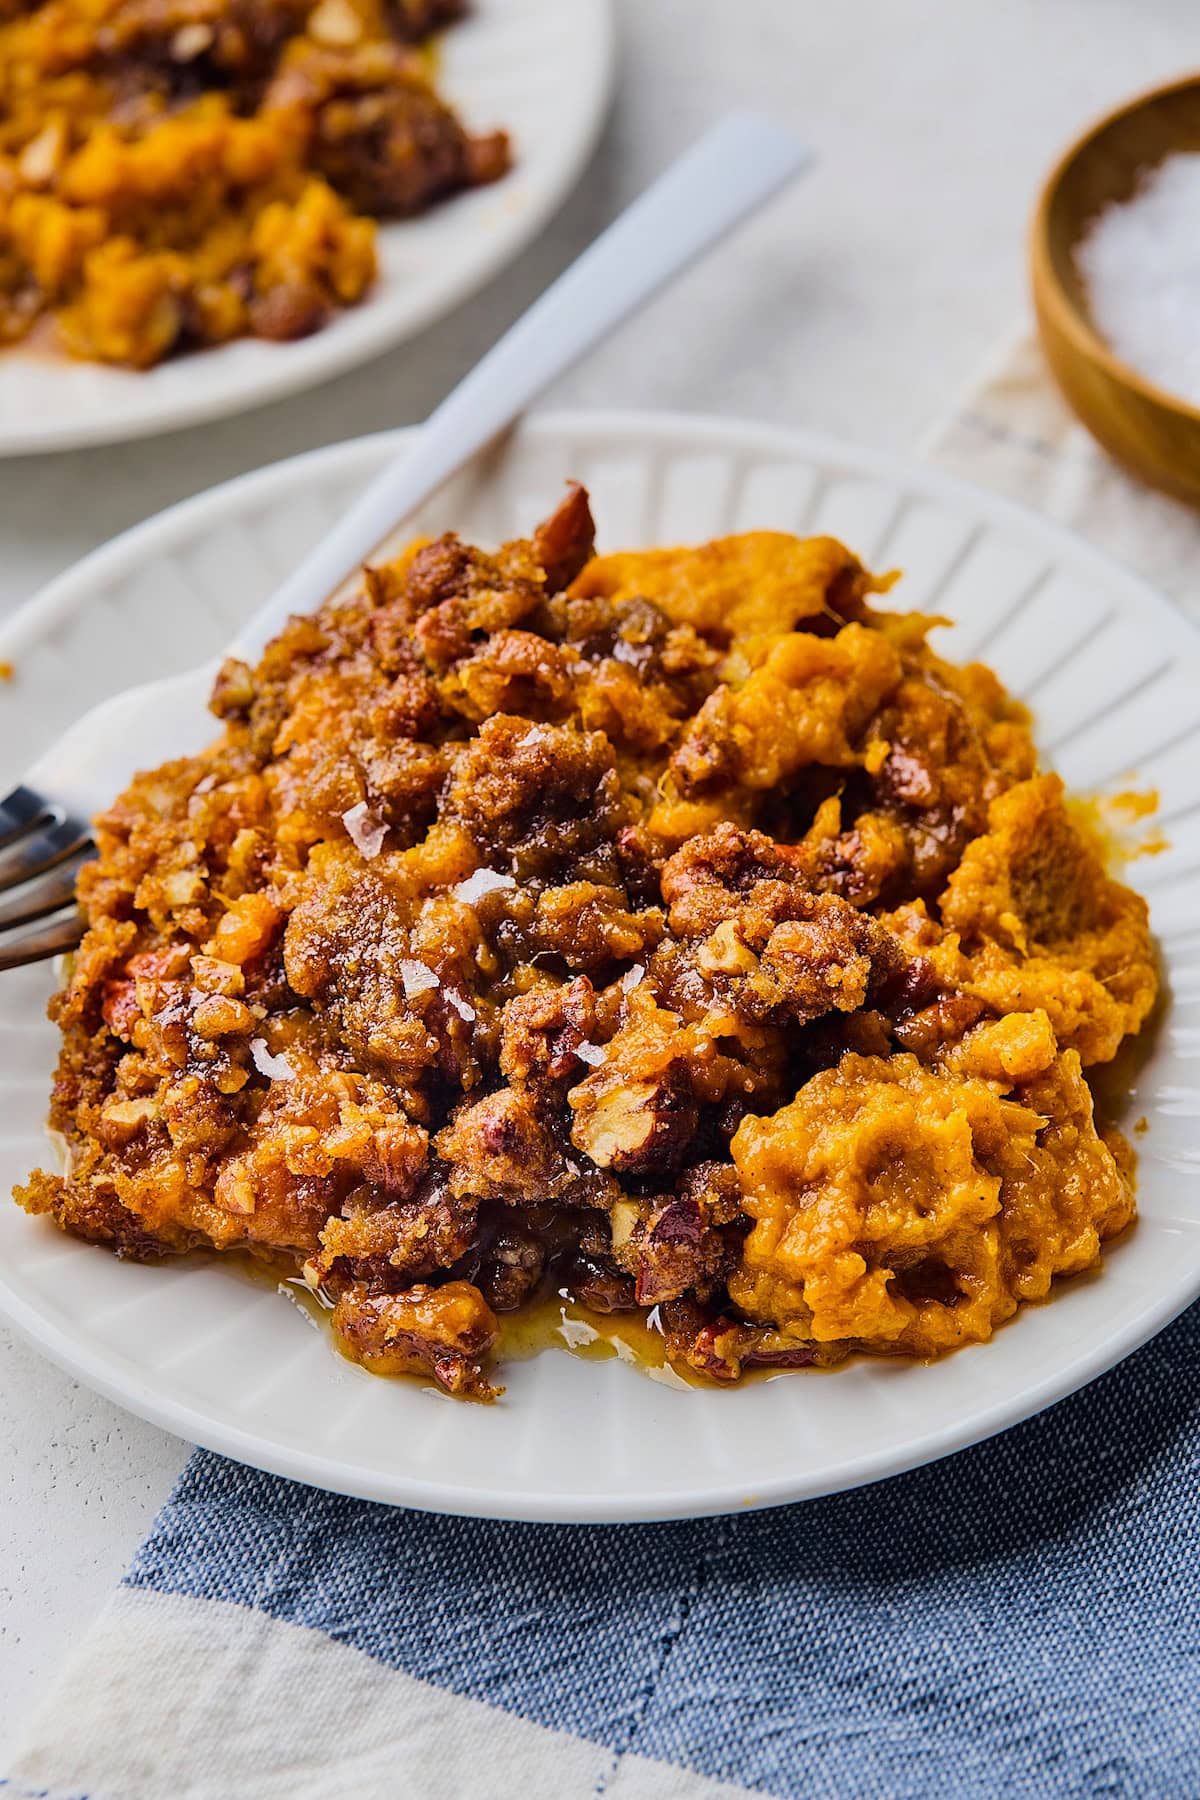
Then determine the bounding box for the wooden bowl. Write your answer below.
[1031,73,1200,507]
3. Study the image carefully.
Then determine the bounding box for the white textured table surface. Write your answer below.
[4,0,1200,1759]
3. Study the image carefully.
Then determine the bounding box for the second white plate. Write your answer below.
[0,0,613,455]
[1,410,1197,1520]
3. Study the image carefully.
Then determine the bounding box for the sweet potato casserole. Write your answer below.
[16,486,1158,1398]
[0,0,508,365]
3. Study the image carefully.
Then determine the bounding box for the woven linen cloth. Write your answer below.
[6,334,1200,1800]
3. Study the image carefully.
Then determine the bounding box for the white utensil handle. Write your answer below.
[230,112,811,662]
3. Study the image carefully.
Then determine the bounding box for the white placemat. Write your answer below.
[924,327,1200,618]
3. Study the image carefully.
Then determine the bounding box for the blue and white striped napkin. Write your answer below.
[7,336,1200,1800]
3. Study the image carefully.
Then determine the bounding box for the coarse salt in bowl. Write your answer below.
[1077,152,1200,411]
[1031,72,1200,506]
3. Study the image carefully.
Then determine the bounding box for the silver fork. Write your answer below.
[0,784,95,969]
[0,114,810,973]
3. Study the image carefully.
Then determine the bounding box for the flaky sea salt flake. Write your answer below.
[250,1038,294,1082]
[342,800,387,859]
[647,1363,693,1392]
[558,1312,600,1350]
[400,959,440,997]
[575,1040,607,1067]
[452,868,517,904]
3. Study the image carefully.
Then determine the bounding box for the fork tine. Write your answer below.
[0,812,91,892]
[0,910,83,973]
[0,849,94,930]
[0,784,47,848]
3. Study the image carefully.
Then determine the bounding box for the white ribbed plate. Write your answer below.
[0,0,612,455]
[2,412,1198,1522]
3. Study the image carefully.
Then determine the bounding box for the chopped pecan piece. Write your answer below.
[530,482,596,593]
[330,1280,498,1399]
[499,977,595,1088]
[570,1072,698,1178]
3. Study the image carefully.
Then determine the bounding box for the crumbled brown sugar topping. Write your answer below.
[16,484,1158,1398]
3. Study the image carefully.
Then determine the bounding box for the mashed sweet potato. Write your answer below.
[0,0,508,365]
[15,487,1158,1396]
